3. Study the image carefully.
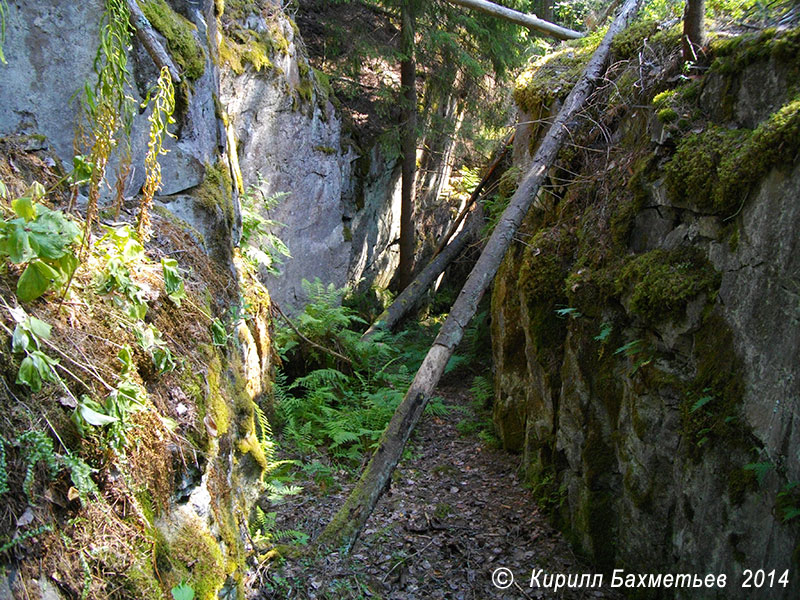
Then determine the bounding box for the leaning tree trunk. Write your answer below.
[317,0,643,553]
[682,0,706,63]
[395,0,418,292]
[362,215,475,340]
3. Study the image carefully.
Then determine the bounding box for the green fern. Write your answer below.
[18,430,59,503]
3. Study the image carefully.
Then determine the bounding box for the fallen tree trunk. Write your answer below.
[432,131,514,257]
[445,0,583,40]
[361,133,513,340]
[361,215,475,340]
[317,0,642,553]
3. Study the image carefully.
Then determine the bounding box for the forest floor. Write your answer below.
[250,384,624,600]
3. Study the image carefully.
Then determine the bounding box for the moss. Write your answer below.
[657,107,678,123]
[313,68,333,104]
[219,32,273,75]
[313,145,337,155]
[580,429,617,570]
[141,0,206,80]
[680,313,751,459]
[615,248,719,324]
[513,31,604,115]
[172,520,226,600]
[610,19,659,60]
[206,354,231,436]
[196,160,234,223]
[710,26,800,80]
[296,79,314,104]
[728,466,757,506]
[665,96,800,216]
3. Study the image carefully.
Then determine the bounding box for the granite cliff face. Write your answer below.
[492,26,800,596]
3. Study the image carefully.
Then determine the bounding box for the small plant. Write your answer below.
[249,506,308,547]
[171,581,195,600]
[594,321,612,342]
[614,338,652,374]
[776,481,800,523]
[138,66,176,240]
[72,347,148,452]
[161,256,186,306]
[9,309,62,393]
[95,225,148,319]
[18,430,59,503]
[134,322,176,374]
[239,179,291,275]
[0,188,81,302]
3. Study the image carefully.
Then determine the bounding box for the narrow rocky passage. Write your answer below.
[254,386,624,600]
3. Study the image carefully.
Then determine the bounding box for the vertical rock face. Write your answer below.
[493,27,800,596]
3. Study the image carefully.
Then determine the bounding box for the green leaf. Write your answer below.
[117,345,134,374]
[71,155,94,186]
[16,351,59,392]
[53,252,79,283]
[7,220,34,264]
[11,195,37,221]
[743,462,773,486]
[17,259,59,302]
[171,582,195,600]
[161,257,186,306]
[0,179,7,199]
[17,355,43,392]
[27,316,52,341]
[211,319,228,347]
[690,394,714,413]
[12,325,30,354]
[78,401,118,426]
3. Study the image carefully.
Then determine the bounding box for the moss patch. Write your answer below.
[220,31,273,75]
[615,247,720,324]
[141,0,206,80]
[196,160,234,222]
[513,31,604,115]
[665,96,800,216]
[171,520,226,599]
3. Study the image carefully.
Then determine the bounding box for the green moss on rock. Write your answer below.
[196,161,234,222]
[141,0,206,80]
[665,97,800,216]
[615,248,720,324]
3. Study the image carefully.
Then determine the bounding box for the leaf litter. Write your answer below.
[251,385,624,600]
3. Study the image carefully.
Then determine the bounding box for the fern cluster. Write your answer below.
[276,279,443,463]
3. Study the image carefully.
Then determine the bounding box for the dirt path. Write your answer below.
[251,386,623,599]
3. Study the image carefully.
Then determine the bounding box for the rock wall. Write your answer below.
[492,25,800,597]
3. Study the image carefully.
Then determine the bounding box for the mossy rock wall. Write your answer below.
[493,25,800,597]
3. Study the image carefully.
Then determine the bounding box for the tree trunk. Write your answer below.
[362,216,474,341]
[445,0,583,40]
[395,0,418,292]
[534,1,555,23]
[433,131,514,257]
[682,0,706,63]
[317,0,643,553]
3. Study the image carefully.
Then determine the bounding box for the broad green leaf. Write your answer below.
[11,325,30,354]
[17,355,43,392]
[11,195,37,221]
[53,252,79,283]
[27,316,52,341]
[171,582,195,600]
[17,259,59,302]
[16,351,58,392]
[161,257,185,306]
[117,345,134,374]
[7,220,34,264]
[78,402,118,426]
[71,155,94,186]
